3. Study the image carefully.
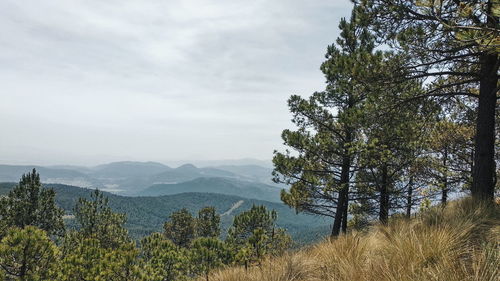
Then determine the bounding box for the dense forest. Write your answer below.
[0,182,328,242]
[0,1,498,280]
[0,170,292,280]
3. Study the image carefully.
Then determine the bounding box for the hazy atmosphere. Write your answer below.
[0,1,497,280]
[0,0,352,166]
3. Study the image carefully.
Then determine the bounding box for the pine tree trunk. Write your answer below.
[472,51,498,201]
[331,184,348,237]
[379,165,389,224]
[442,187,448,205]
[341,192,348,234]
[442,148,448,205]
[20,244,29,280]
[331,192,343,237]
[406,176,413,218]
[331,153,351,237]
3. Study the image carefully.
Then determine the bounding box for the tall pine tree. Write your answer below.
[0,169,65,237]
[354,0,499,201]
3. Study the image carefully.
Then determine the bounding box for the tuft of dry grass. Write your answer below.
[205,198,499,281]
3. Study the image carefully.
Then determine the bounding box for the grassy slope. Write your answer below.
[208,198,500,281]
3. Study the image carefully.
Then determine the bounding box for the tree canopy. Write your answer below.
[0,169,64,237]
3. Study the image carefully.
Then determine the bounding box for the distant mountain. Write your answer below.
[0,162,280,196]
[140,177,282,202]
[0,183,329,244]
[47,165,92,173]
[0,165,98,187]
[148,164,238,184]
[91,161,171,178]
[89,163,244,194]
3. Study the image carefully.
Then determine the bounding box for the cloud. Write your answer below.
[0,0,352,165]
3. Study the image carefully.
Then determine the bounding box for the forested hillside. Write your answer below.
[140,177,282,202]
[0,170,304,280]
[0,182,327,242]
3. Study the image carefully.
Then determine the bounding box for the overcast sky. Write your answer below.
[0,0,352,166]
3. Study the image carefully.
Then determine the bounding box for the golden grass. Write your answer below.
[207,198,499,281]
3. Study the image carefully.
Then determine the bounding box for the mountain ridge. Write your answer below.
[0,182,329,243]
[140,177,282,202]
[0,162,279,196]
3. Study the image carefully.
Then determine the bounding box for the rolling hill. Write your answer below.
[0,165,99,187]
[147,164,238,184]
[140,177,282,202]
[0,182,329,243]
[90,161,171,178]
[0,162,279,196]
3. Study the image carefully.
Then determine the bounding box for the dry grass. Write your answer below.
[207,198,500,281]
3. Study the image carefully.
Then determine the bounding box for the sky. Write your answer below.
[0,0,353,166]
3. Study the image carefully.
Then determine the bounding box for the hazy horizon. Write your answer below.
[1,0,352,166]
[0,157,274,169]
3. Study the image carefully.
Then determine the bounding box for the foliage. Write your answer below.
[426,118,475,202]
[0,226,59,280]
[0,183,329,244]
[58,237,145,281]
[353,0,499,201]
[273,13,378,237]
[164,208,197,248]
[0,174,296,280]
[57,190,142,280]
[190,237,231,281]
[227,205,292,267]
[73,189,130,249]
[354,76,437,223]
[140,232,189,281]
[0,169,64,237]
[196,207,221,239]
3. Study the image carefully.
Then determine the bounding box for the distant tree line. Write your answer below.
[0,169,291,280]
[273,0,498,237]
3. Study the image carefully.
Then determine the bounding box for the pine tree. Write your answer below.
[163,208,196,248]
[58,238,145,281]
[0,169,65,237]
[140,232,189,281]
[355,76,435,224]
[227,205,291,267]
[102,242,145,281]
[427,118,474,204]
[196,207,221,239]
[0,226,59,280]
[190,237,231,281]
[58,190,139,280]
[354,0,499,201]
[72,189,130,249]
[273,12,385,236]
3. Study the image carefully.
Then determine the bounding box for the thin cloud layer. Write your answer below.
[0,0,352,165]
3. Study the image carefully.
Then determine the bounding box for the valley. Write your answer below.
[0,177,329,244]
[0,161,280,197]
